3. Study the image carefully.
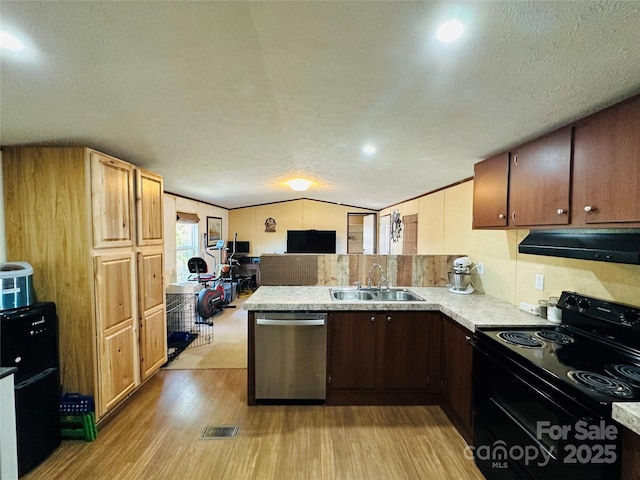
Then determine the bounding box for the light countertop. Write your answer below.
[243,285,640,436]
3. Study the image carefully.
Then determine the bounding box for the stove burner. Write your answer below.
[534,330,574,345]
[567,370,635,398]
[497,331,545,348]
[605,364,640,388]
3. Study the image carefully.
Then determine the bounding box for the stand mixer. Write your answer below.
[448,256,476,294]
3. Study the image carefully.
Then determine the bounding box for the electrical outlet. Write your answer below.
[476,262,484,275]
[535,274,544,291]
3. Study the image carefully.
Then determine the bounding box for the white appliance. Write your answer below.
[448,256,476,294]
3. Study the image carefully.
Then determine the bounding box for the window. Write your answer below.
[176,222,198,282]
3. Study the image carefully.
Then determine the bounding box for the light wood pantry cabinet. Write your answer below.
[572,95,640,225]
[136,169,164,246]
[326,311,441,405]
[508,126,572,227]
[472,153,510,228]
[2,147,165,421]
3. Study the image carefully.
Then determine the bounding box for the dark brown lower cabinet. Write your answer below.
[440,315,474,444]
[326,311,441,405]
[622,426,640,480]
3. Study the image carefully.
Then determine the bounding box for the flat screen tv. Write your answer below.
[227,241,250,255]
[287,230,336,254]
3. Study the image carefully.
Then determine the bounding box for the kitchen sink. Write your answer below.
[330,287,424,302]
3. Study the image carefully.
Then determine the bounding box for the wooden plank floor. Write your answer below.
[24,370,485,479]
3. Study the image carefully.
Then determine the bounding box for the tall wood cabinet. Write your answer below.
[2,147,166,420]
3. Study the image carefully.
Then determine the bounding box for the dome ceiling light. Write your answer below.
[436,19,464,43]
[286,178,313,191]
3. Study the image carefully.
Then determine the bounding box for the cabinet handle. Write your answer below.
[370,316,375,323]
[386,316,392,323]
[513,154,518,165]
[557,208,566,215]
[498,214,505,219]
[584,205,596,212]
[512,212,516,221]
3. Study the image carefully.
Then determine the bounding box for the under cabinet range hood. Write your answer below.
[518,229,640,265]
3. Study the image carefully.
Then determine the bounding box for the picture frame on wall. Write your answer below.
[206,216,222,247]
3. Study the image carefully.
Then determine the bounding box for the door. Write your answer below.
[573,95,640,224]
[136,169,164,246]
[508,127,572,226]
[347,213,376,254]
[473,153,509,228]
[137,249,166,380]
[94,252,138,417]
[441,315,473,441]
[402,214,418,254]
[379,312,440,391]
[328,312,378,390]
[90,151,135,249]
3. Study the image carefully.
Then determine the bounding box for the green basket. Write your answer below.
[60,412,97,442]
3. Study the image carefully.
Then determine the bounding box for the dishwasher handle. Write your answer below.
[257,318,325,326]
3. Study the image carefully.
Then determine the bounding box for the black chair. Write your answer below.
[187,257,215,287]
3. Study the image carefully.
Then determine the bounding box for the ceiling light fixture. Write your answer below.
[286,178,312,191]
[436,20,464,43]
[0,31,25,51]
[362,144,377,155]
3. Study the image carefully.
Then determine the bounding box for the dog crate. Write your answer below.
[165,283,213,362]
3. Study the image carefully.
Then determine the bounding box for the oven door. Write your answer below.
[472,339,621,480]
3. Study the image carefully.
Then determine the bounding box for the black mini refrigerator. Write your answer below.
[1,302,61,476]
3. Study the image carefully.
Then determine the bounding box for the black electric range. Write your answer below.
[472,291,640,480]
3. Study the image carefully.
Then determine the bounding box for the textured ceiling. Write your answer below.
[2,1,640,210]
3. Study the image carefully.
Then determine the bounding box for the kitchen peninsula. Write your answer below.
[244,286,640,447]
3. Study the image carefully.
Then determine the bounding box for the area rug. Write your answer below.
[163,295,248,369]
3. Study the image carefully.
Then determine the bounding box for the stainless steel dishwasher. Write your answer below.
[254,312,327,400]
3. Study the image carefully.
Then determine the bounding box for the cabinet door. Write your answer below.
[328,312,378,390]
[94,252,138,417]
[90,151,135,249]
[136,169,164,246]
[380,312,440,391]
[137,249,166,380]
[139,308,167,380]
[508,127,572,226]
[573,95,640,224]
[440,316,473,442]
[473,153,509,228]
[102,324,136,414]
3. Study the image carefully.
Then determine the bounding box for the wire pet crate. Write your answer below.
[166,291,213,362]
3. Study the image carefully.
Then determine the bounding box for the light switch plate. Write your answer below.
[476,263,484,275]
[535,274,544,290]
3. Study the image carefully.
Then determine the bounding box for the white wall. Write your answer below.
[163,193,229,285]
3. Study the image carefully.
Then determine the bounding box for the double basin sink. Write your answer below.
[330,287,425,302]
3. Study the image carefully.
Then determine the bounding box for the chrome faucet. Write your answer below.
[367,263,389,290]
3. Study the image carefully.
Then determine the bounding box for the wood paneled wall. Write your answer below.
[260,254,464,287]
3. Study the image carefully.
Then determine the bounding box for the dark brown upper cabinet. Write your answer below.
[472,153,510,228]
[508,127,572,227]
[572,95,640,225]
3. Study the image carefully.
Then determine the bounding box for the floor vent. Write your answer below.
[201,425,239,439]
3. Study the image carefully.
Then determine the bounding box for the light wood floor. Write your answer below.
[24,369,485,479]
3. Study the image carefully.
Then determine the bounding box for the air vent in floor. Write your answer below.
[201,425,239,439]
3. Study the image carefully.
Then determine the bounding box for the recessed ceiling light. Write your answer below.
[0,31,24,51]
[362,144,377,155]
[286,178,312,191]
[436,20,464,43]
